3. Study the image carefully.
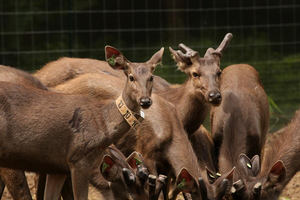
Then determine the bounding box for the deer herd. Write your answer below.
[0,33,298,200]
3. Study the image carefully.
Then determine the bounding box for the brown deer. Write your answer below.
[209,64,269,199]
[54,74,231,200]
[35,33,232,137]
[230,108,300,200]
[0,65,50,200]
[33,56,170,92]
[0,45,159,200]
[210,64,269,167]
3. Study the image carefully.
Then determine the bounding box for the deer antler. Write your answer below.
[178,43,199,63]
[215,33,233,55]
[205,33,233,58]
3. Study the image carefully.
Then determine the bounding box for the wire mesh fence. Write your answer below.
[0,0,299,131]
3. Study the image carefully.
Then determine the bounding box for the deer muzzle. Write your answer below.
[208,91,222,105]
[139,98,152,109]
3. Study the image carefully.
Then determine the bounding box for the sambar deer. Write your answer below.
[54,70,232,199]
[0,65,50,200]
[0,45,160,200]
[209,64,269,199]
[230,108,300,200]
[35,33,232,137]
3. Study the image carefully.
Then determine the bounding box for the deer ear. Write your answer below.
[223,166,235,183]
[176,168,198,193]
[105,45,130,70]
[251,155,260,176]
[268,160,286,185]
[146,47,164,73]
[238,154,253,177]
[107,145,129,167]
[205,166,216,184]
[126,151,145,170]
[100,155,118,182]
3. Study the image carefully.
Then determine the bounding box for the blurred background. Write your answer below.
[0,0,299,131]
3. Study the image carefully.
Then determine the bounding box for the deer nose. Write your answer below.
[139,98,152,109]
[208,92,222,104]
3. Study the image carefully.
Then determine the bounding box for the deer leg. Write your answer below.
[0,168,32,200]
[35,173,47,200]
[44,174,67,200]
[69,163,91,200]
[0,175,5,198]
[61,176,74,200]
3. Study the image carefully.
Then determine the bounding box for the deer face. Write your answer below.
[100,146,150,200]
[230,155,286,200]
[169,33,233,106]
[124,63,155,109]
[188,57,222,105]
[105,46,164,110]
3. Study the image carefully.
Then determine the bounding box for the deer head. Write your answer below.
[100,146,150,200]
[106,46,164,109]
[169,33,233,106]
[199,167,235,200]
[231,155,286,200]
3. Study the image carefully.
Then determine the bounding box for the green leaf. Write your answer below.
[268,96,282,114]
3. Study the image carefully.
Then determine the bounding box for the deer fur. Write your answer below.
[56,75,203,199]
[0,64,50,200]
[0,46,157,200]
[231,108,300,200]
[209,64,269,199]
[34,57,171,92]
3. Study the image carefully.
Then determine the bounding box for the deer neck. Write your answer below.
[169,80,209,134]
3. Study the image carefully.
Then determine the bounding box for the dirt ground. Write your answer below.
[1,132,300,199]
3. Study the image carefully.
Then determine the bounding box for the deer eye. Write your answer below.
[192,72,199,77]
[149,76,154,82]
[129,75,134,82]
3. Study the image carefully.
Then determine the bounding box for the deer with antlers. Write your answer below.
[0,45,161,200]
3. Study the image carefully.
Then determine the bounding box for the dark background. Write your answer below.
[0,0,299,131]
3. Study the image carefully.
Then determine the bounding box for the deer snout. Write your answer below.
[208,92,222,105]
[139,98,152,109]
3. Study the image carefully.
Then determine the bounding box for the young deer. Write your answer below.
[230,108,300,200]
[209,64,269,199]
[0,45,160,200]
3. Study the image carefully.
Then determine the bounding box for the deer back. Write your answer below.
[0,65,47,90]
[209,64,269,199]
[232,109,300,200]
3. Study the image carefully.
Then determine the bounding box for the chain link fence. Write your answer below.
[0,0,299,131]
